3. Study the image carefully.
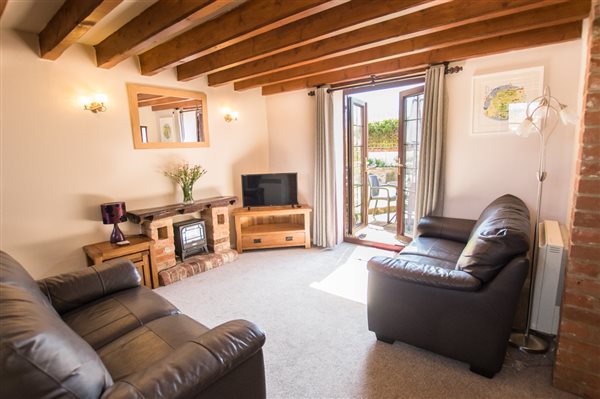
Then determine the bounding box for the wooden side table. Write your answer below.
[83,235,156,288]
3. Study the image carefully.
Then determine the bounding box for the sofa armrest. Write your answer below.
[37,258,141,314]
[416,216,476,243]
[367,256,481,291]
[101,320,266,399]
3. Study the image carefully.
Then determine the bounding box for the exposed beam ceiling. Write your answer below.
[138,0,345,76]
[261,22,583,95]
[234,1,590,91]
[208,0,564,87]
[176,0,451,81]
[39,0,122,60]
[95,0,235,68]
[27,0,589,95]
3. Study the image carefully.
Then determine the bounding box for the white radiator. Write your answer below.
[530,220,568,335]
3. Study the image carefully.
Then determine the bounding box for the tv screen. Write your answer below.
[242,173,298,207]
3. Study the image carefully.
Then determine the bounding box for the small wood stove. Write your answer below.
[173,218,208,260]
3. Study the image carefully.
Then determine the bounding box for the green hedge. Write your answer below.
[368,119,398,149]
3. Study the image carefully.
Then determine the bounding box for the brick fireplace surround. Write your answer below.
[127,196,238,287]
[553,2,600,397]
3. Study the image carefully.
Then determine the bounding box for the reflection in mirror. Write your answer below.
[126,84,209,149]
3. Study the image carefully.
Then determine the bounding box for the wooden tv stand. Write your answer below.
[233,205,312,252]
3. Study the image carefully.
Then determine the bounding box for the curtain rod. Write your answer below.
[307,62,463,96]
[307,73,425,96]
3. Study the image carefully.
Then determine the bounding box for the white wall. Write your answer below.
[265,90,316,205]
[444,40,583,224]
[0,29,269,278]
[265,40,584,244]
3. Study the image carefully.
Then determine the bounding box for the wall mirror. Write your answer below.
[126,83,209,149]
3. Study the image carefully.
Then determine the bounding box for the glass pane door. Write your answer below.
[398,88,424,238]
[347,97,368,234]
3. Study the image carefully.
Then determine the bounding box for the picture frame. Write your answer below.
[159,116,175,142]
[471,66,544,135]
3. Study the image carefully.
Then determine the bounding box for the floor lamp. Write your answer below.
[509,87,577,353]
[508,87,577,353]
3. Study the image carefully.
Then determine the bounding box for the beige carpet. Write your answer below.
[155,243,578,399]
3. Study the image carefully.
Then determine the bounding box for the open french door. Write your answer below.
[346,97,368,235]
[397,87,424,239]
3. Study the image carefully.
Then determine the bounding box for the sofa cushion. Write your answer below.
[98,314,210,381]
[0,284,113,399]
[400,236,465,265]
[456,194,530,282]
[62,286,179,350]
[37,258,142,314]
[0,251,53,311]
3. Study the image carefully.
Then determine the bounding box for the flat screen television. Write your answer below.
[242,173,298,207]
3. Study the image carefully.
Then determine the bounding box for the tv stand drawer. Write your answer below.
[242,232,305,249]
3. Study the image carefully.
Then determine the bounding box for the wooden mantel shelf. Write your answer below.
[127,196,237,224]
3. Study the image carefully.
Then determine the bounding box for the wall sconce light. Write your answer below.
[80,93,108,113]
[222,108,238,122]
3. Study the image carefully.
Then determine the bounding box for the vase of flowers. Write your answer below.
[164,162,207,204]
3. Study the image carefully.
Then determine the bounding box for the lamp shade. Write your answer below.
[100,202,127,225]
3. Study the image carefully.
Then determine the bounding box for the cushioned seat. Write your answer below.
[99,314,210,380]
[62,286,179,349]
[367,194,531,378]
[1,252,267,399]
[400,236,466,264]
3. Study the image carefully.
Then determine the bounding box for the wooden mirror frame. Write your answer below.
[126,83,209,149]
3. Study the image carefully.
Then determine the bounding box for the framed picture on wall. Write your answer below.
[159,116,175,142]
[471,66,544,135]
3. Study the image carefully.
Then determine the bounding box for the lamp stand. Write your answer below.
[509,171,548,353]
[509,91,554,354]
[110,223,125,244]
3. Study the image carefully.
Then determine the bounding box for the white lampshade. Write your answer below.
[516,118,535,137]
[559,106,578,125]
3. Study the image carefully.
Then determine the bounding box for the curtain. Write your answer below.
[415,64,445,229]
[173,109,183,141]
[313,87,337,248]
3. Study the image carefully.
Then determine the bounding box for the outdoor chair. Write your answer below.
[368,174,397,224]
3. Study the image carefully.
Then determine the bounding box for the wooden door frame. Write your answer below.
[341,77,425,251]
[397,86,425,240]
[345,96,368,235]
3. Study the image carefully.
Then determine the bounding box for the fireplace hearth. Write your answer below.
[127,196,237,287]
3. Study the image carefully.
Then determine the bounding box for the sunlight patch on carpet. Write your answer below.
[310,245,394,304]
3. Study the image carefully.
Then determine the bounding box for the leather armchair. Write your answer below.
[367,194,531,378]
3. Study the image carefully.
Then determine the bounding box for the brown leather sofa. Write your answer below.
[0,251,266,398]
[367,194,531,378]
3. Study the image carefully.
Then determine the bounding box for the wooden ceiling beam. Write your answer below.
[176,0,451,81]
[235,1,589,91]
[95,0,236,69]
[138,0,345,76]
[0,0,8,19]
[151,100,203,112]
[39,0,122,60]
[138,96,190,107]
[261,22,582,95]
[208,0,564,86]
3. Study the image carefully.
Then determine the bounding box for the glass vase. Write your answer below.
[181,184,194,204]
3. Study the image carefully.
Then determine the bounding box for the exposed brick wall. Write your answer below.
[553,2,600,397]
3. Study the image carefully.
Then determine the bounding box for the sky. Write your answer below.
[351,84,422,122]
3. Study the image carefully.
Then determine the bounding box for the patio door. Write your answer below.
[346,97,368,235]
[397,87,424,238]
